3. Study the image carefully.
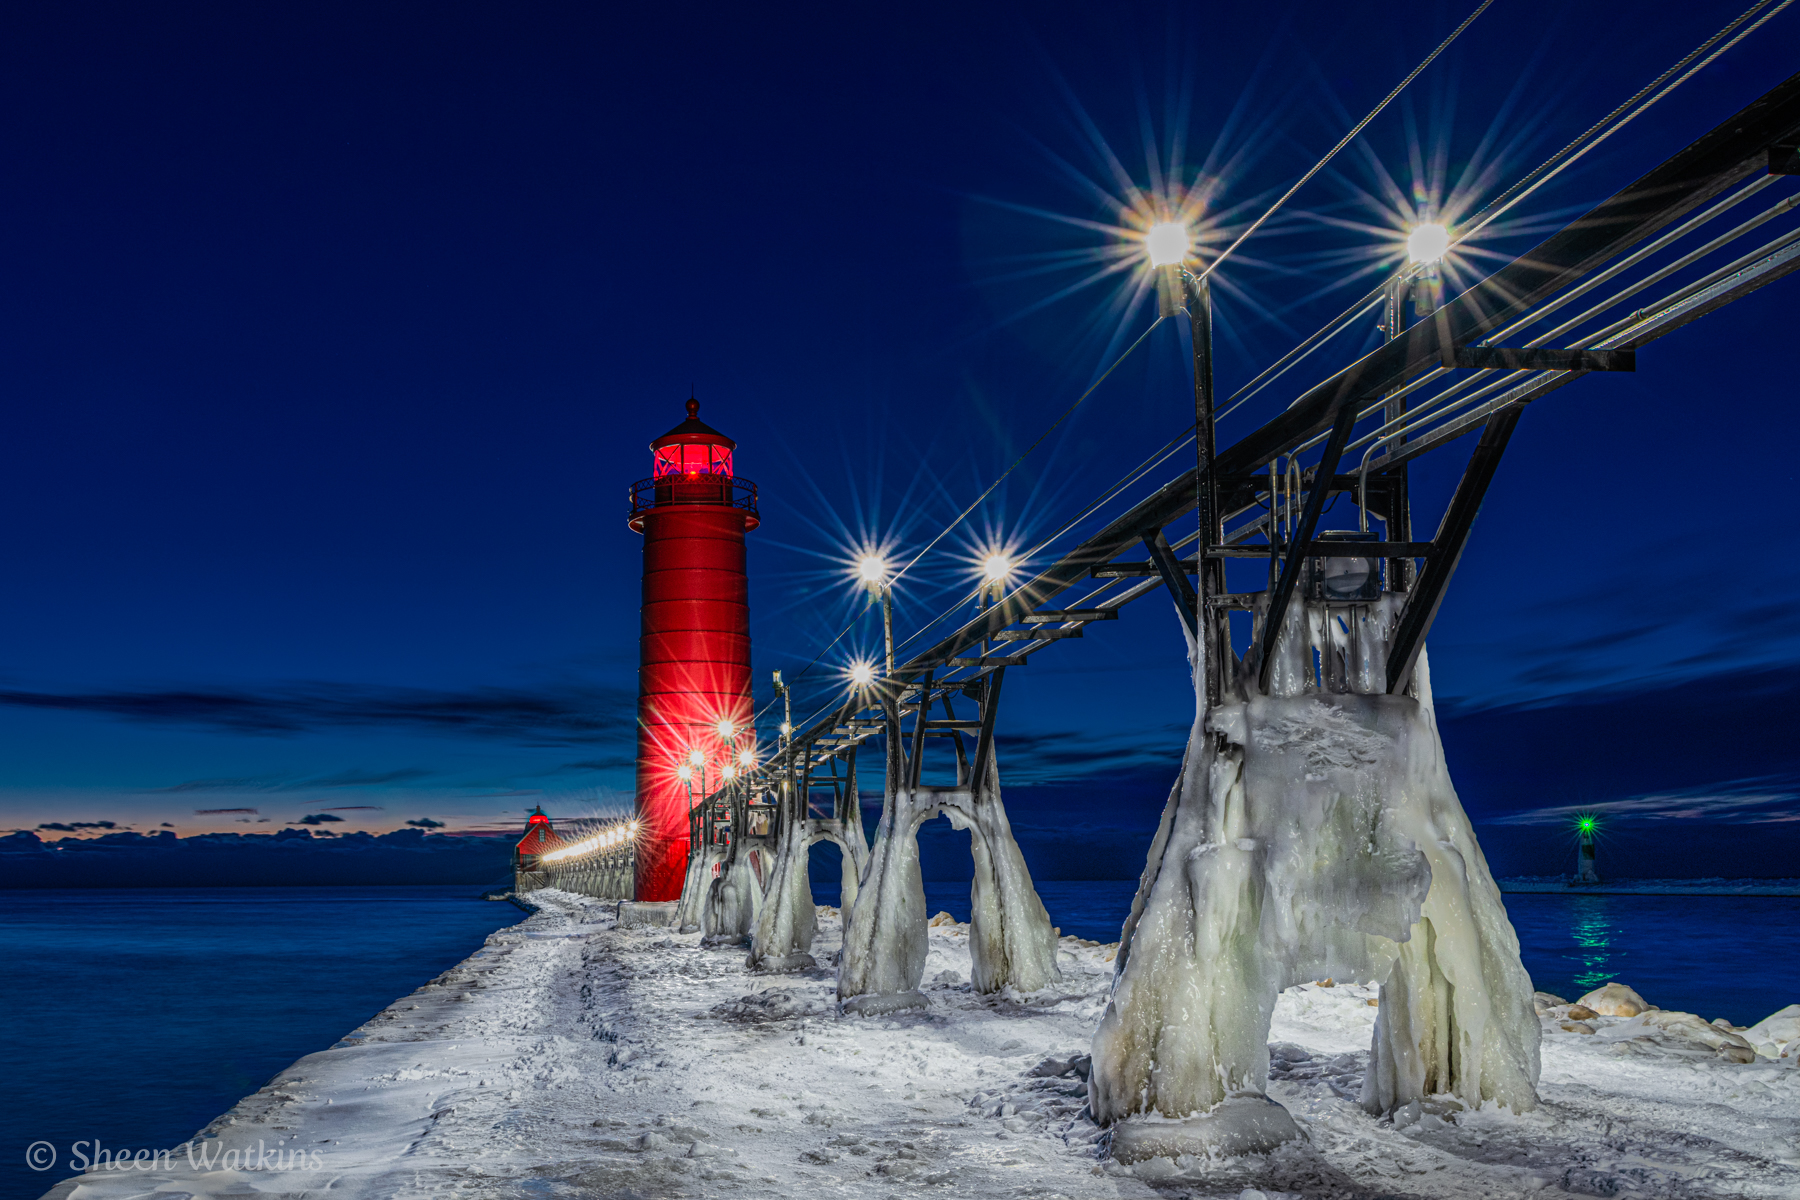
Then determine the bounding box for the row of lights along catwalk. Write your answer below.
[629,399,759,901]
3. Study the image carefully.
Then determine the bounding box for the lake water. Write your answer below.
[5,883,1796,1198]
[0,886,521,1199]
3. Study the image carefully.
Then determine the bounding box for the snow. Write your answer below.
[37,890,1800,1199]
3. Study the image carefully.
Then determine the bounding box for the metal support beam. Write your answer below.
[1453,346,1636,372]
[941,693,971,787]
[1258,401,1358,692]
[968,668,1005,795]
[1387,408,1524,693]
[841,733,858,825]
[1142,528,1200,640]
[1301,540,1434,556]
[906,669,932,791]
[1186,270,1224,712]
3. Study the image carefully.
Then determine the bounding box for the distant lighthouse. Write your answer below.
[628,398,759,901]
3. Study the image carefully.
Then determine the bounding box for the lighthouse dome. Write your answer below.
[650,398,736,478]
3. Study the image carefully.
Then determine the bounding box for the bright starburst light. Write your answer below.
[1407,222,1450,264]
[850,660,876,686]
[1145,221,1191,267]
[857,554,889,586]
[982,553,1015,584]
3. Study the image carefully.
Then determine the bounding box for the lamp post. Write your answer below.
[979,552,1012,655]
[857,554,894,675]
[772,669,791,751]
[1149,222,1220,710]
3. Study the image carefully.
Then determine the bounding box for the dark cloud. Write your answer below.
[0,681,636,745]
[320,804,385,811]
[406,817,446,828]
[296,813,345,825]
[194,807,259,814]
[37,820,118,832]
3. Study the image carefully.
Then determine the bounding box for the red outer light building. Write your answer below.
[628,399,759,900]
[513,806,557,871]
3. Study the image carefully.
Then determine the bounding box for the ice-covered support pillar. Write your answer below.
[701,801,765,947]
[940,748,1060,994]
[1362,649,1541,1116]
[1089,614,1538,1162]
[748,775,818,973]
[677,812,727,933]
[836,690,937,1015]
[832,749,870,919]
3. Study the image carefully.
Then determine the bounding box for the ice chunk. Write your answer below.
[1744,1003,1800,1058]
[1575,982,1651,1017]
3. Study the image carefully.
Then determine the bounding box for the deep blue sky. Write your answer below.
[1,2,1795,876]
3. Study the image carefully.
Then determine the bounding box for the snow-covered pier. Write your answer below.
[41,889,1800,1200]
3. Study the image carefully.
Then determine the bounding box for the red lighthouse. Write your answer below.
[628,399,759,901]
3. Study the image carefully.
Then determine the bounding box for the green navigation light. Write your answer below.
[1579,817,1595,833]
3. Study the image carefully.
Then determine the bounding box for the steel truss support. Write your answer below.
[1386,407,1523,694]
[1257,401,1357,692]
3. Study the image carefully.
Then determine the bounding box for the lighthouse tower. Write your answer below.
[628,399,759,901]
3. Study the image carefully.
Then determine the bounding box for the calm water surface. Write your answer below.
[0,886,519,1199]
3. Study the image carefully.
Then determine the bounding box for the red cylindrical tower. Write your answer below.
[629,398,759,900]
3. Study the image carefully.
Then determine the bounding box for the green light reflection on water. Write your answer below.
[1569,895,1616,991]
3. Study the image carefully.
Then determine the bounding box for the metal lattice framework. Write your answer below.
[713,70,1800,810]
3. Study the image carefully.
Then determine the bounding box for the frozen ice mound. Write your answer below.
[1576,981,1652,1017]
[1744,1003,1799,1059]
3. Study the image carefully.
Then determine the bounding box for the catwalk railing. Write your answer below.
[514,815,637,899]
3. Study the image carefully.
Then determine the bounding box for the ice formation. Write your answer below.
[700,843,765,947]
[746,796,819,971]
[941,752,1061,995]
[747,775,868,973]
[1747,1003,1800,1059]
[1089,596,1539,1161]
[837,695,1058,1013]
[675,838,725,933]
